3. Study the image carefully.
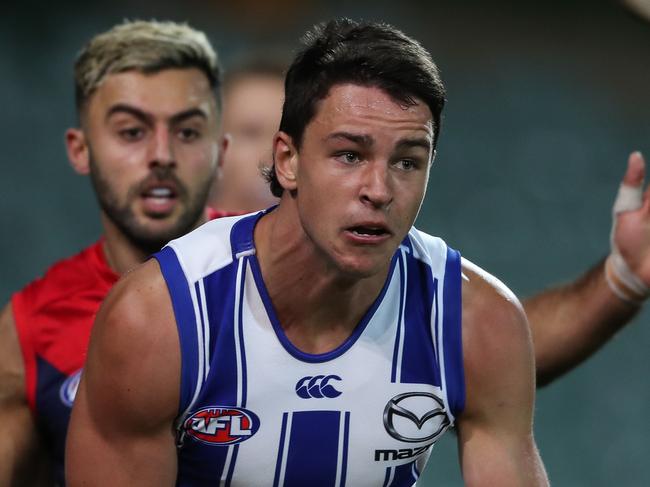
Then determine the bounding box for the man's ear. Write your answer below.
[65,128,90,175]
[273,131,298,191]
[215,133,231,181]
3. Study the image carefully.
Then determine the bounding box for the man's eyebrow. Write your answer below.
[325,132,374,147]
[105,104,152,124]
[105,105,208,125]
[169,108,208,125]
[395,137,432,152]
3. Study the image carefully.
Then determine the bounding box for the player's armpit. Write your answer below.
[457,260,549,487]
[65,259,180,487]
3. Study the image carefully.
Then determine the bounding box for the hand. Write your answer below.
[611,151,650,286]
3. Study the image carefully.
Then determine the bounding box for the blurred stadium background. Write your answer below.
[1,0,648,484]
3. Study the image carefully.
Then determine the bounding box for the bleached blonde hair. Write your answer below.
[74,20,221,111]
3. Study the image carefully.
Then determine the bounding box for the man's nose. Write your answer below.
[148,126,176,169]
[360,162,393,209]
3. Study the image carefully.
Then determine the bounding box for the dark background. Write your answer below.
[1,0,649,484]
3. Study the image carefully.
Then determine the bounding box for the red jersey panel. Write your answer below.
[11,240,118,484]
[12,240,118,411]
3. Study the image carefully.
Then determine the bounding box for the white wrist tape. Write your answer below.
[607,182,649,304]
[605,253,649,304]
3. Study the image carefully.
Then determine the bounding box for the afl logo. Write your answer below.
[184,406,260,445]
[383,392,450,443]
[59,369,83,407]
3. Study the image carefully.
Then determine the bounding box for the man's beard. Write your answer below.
[88,152,212,255]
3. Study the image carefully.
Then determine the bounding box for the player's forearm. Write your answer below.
[0,406,51,487]
[460,430,549,487]
[524,259,640,386]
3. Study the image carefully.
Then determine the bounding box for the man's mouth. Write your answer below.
[350,226,389,237]
[142,186,176,201]
[140,183,179,215]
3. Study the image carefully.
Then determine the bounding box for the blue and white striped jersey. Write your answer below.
[153,209,464,487]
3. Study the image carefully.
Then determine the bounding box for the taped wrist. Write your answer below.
[605,253,649,305]
[608,180,649,304]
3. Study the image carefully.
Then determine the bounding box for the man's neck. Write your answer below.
[101,220,150,276]
[254,204,391,354]
[100,213,206,275]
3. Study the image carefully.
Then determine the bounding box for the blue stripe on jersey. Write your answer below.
[248,253,399,364]
[154,246,199,414]
[194,281,208,382]
[382,467,392,487]
[442,247,465,416]
[201,264,241,407]
[390,251,406,383]
[273,413,290,487]
[229,211,262,257]
[284,411,341,487]
[399,256,440,386]
[224,445,240,487]
[388,461,418,486]
[340,412,351,487]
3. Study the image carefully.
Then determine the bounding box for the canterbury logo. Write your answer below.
[295,375,342,399]
[383,392,450,443]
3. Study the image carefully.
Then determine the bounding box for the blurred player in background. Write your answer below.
[208,56,285,213]
[0,20,226,486]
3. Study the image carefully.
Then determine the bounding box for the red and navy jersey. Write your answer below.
[12,240,118,485]
[11,210,230,485]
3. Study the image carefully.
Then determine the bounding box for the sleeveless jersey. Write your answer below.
[154,210,465,486]
[11,240,118,485]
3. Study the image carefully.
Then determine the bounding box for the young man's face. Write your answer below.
[216,74,284,213]
[77,68,222,252]
[287,83,434,278]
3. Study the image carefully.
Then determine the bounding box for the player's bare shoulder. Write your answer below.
[82,257,180,423]
[460,257,535,410]
[461,257,530,344]
[94,258,174,343]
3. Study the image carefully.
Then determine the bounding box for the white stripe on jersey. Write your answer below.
[394,248,409,382]
[276,412,293,486]
[197,278,211,380]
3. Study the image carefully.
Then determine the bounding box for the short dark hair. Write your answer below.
[267,18,446,197]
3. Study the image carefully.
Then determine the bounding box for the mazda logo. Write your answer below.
[383,392,450,443]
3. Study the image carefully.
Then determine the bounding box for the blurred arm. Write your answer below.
[526,152,649,386]
[0,303,52,486]
[458,260,548,486]
[65,260,180,486]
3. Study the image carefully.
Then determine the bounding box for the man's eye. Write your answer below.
[119,127,145,141]
[395,159,417,171]
[336,152,360,164]
[178,128,201,141]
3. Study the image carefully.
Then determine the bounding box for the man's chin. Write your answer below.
[125,221,197,253]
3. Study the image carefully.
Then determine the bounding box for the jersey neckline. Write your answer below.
[230,208,400,363]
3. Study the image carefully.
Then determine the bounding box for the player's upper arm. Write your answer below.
[0,303,52,486]
[65,259,180,487]
[457,258,548,487]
